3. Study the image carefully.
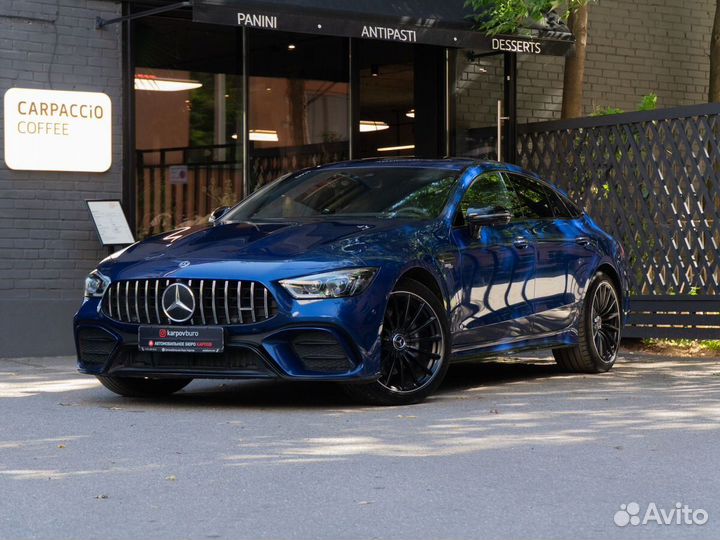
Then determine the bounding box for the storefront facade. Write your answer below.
[127,0,573,239]
[0,0,572,356]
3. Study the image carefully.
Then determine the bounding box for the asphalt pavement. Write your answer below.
[1,350,719,540]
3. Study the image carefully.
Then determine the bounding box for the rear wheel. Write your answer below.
[342,279,450,405]
[553,272,621,373]
[96,375,192,397]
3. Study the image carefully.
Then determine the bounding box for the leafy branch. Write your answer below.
[464,0,590,35]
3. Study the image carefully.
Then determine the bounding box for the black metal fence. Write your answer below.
[517,104,720,338]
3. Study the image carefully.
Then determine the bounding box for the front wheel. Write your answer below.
[553,271,622,373]
[342,279,450,405]
[96,375,193,397]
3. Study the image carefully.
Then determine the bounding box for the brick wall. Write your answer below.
[457,0,714,129]
[0,0,122,356]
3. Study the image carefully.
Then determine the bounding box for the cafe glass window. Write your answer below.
[356,41,415,158]
[134,17,243,238]
[452,51,504,159]
[247,30,349,191]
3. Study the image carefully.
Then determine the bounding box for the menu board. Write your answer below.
[86,200,135,246]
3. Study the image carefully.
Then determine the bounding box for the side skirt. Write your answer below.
[449,328,578,362]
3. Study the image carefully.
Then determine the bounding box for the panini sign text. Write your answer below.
[237,12,277,29]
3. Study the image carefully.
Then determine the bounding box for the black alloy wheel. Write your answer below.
[553,271,622,373]
[342,279,450,405]
[379,290,445,393]
[590,280,621,362]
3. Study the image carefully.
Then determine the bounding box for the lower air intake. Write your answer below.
[291,331,354,373]
[77,327,117,366]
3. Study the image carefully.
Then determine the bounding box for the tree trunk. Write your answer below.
[561,4,589,119]
[710,0,720,101]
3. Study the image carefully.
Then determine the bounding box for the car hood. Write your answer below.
[99,219,438,281]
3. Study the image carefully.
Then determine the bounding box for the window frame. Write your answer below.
[452,170,517,228]
[502,171,582,221]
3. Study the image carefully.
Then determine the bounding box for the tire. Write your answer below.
[553,271,622,373]
[96,375,192,397]
[342,279,451,405]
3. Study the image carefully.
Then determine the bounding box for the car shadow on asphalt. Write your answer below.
[84,357,565,410]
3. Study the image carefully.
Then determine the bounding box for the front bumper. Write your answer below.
[74,287,387,382]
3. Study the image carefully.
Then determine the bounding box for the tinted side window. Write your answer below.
[542,185,574,218]
[456,172,518,225]
[558,192,583,217]
[504,173,555,219]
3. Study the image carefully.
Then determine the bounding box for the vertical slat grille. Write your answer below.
[263,287,269,319]
[223,281,230,325]
[115,282,121,321]
[101,278,277,326]
[134,281,140,324]
[144,280,150,324]
[250,282,256,323]
[154,281,161,324]
[124,281,130,323]
[211,280,218,324]
[237,281,243,324]
[199,280,206,325]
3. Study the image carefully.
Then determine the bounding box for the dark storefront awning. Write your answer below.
[192,0,575,56]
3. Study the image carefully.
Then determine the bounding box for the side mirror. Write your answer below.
[209,206,230,224]
[466,207,512,227]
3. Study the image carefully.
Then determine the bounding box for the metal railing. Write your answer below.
[136,141,348,237]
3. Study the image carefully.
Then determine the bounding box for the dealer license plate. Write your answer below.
[138,326,224,353]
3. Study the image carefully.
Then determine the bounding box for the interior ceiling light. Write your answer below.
[405,109,415,118]
[377,144,415,152]
[359,120,390,132]
[249,129,279,142]
[134,74,203,92]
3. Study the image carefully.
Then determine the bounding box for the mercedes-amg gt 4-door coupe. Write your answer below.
[75,159,628,405]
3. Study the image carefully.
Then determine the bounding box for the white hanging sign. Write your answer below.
[3,87,112,172]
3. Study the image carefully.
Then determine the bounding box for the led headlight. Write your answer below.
[84,270,111,298]
[279,268,377,299]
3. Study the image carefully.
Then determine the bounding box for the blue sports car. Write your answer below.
[75,159,628,405]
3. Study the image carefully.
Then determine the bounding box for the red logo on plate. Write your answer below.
[159,329,167,338]
[149,340,154,347]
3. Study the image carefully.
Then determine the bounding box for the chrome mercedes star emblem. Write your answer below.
[161,283,195,323]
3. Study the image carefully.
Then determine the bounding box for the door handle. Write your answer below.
[513,237,530,249]
[575,236,592,246]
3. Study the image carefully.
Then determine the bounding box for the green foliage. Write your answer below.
[590,105,624,117]
[464,0,591,35]
[590,93,658,117]
[643,339,720,354]
[638,92,658,111]
[189,73,244,150]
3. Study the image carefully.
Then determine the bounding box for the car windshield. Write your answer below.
[223,167,460,221]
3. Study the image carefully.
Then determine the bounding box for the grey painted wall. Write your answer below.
[0,0,122,357]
